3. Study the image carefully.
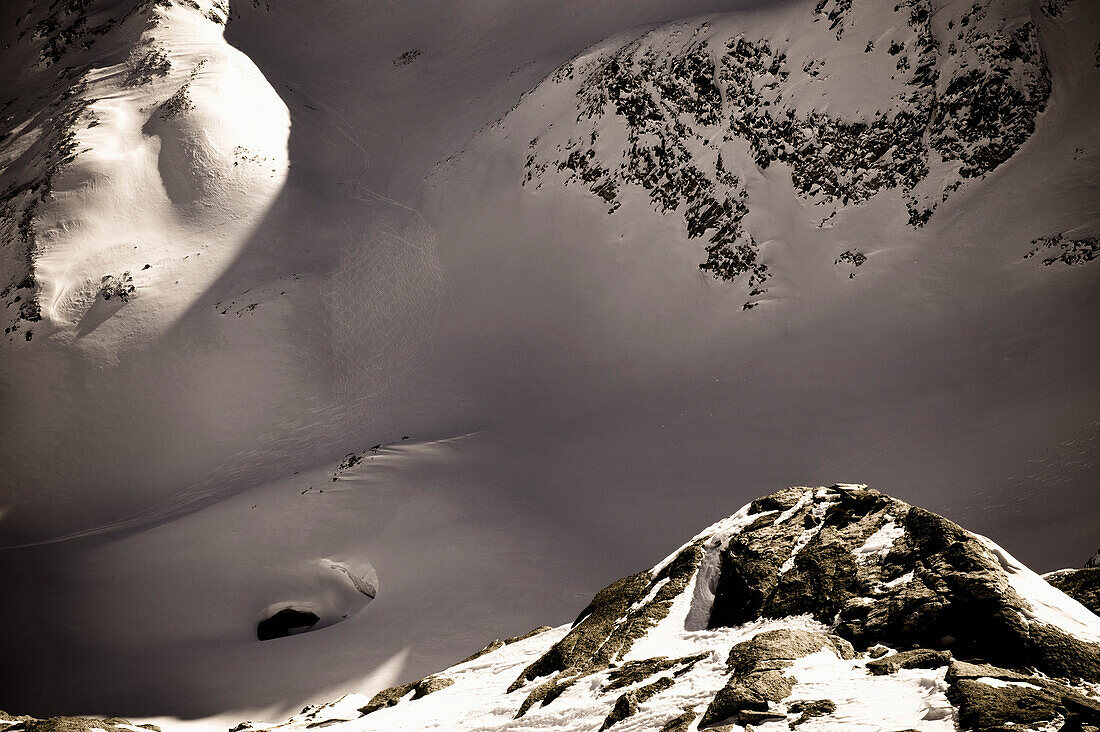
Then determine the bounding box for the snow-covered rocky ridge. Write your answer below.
[513,0,1094,308]
[16,485,1084,732]
[1,0,1098,722]
[1,0,288,347]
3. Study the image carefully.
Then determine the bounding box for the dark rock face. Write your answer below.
[600,676,674,730]
[945,660,1100,731]
[602,654,707,692]
[256,608,320,641]
[0,716,159,732]
[658,709,697,731]
[507,541,704,714]
[1045,568,1100,615]
[699,485,1100,683]
[1025,235,1100,266]
[788,699,837,726]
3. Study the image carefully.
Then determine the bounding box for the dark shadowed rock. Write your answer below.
[659,709,698,732]
[603,654,707,691]
[411,676,454,699]
[358,683,415,715]
[600,677,674,729]
[725,629,855,675]
[946,661,1100,731]
[513,673,582,719]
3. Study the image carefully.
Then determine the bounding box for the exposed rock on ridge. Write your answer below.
[242,484,1100,731]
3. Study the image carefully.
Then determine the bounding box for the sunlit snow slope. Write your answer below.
[0,0,1097,722]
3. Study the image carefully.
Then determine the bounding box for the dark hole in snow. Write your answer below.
[256,608,320,641]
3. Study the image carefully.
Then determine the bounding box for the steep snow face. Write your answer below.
[207,486,1100,732]
[1,0,289,350]
[0,0,299,542]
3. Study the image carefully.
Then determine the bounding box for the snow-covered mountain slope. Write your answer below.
[212,486,1100,731]
[1,0,1098,722]
[0,0,288,347]
[0,0,296,540]
[14,485,1096,731]
[488,0,1097,308]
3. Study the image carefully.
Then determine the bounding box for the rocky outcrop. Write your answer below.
[866,648,952,675]
[657,709,697,731]
[788,699,837,726]
[357,676,455,715]
[507,542,704,715]
[945,660,1100,731]
[0,716,159,732]
[492,485,1099,730]
[694,485,1100,682]
[699,629,854,727]
[600,676,674,729]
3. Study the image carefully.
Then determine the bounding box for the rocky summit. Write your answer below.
[13,485,1096,731]
[213,485,1100,730]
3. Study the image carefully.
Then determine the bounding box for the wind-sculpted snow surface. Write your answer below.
[521,0,1055,306]
[163,485,1099,731]
[0,0,288,347]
